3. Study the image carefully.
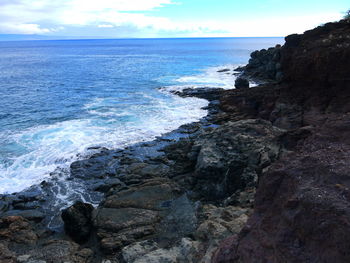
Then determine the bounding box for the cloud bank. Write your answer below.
[0,0,344,37]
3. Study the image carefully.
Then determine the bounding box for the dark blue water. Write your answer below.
[0,37,282,193]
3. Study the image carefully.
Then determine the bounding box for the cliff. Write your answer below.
[213,18,350,263]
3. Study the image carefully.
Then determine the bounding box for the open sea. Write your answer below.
[0,37,283,194]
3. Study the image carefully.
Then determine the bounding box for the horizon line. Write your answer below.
[0,35,285,42]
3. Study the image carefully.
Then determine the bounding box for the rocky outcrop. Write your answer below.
[192,119,284,201]
[1,16,349,263]
[212,19,350,263]
[237,45,283,82]
[234,77,249,89]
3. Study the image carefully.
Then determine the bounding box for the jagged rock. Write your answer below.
[122,238,200,263]
[192,119,284,200]
[61,202,94,243]
[27,240,93,263]
[234,77,249,89]
[0,242,16,263]
[212,19,350,263]
[0,216,37,244]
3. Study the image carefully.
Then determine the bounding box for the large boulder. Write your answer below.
[234,77,249,89]
[61,202,94,243]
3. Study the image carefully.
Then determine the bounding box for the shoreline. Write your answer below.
[0,83,225,228]
[1,17,349,263]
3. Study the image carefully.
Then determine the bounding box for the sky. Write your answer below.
[0,0,348,38]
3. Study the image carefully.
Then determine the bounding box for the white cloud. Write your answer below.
[0,23,51,34]
[0,0,176,34]
[97,24,114,28]
[0,0,344,36]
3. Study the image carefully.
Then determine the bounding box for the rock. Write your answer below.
[0,242,16,263]
[242,45,282,82]
[103,179,181,211]
[234,77,249,89]
[17,254,31,262]
[217,68,230,73]
[193,119,284,200]
[61,202,94,243]
[122,238,200,263]
[191,205,250,262]
[94,178,126,193]
[0,216,37,244]
[1,210,45,223]
[212,19,350,263]
[122,240,159,262]
[26,240,92,263]
[94,178,201,254]
[94,207,159,252]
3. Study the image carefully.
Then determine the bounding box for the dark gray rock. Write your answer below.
[192,119,285,200]
[61,201,94,243]
[1,209,45,223]
[217,68,230,73]
[234,77,249,89]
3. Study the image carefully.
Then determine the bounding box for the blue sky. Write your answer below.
[0,0,348,38]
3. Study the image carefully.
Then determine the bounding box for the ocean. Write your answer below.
[0,37,283,194]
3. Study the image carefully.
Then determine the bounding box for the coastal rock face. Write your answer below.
[192,119,284,200]
[238,45,283,82]
[280,19,350,112]
[212,19,350,262]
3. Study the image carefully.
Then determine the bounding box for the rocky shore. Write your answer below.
[1,17,350,263]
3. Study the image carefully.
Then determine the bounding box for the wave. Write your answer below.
[0,91,207,194]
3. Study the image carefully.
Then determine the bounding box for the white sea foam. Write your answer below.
[160,64,258,92]
[0,63,252,194]
[0,92,208,194]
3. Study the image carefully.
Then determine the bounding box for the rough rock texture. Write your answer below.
[192,119,284,200]
[2,16,349,263]
[237,45,283,82]
[212,19,350,263]
[61,201,94,243]
[93,178,198,254]
[234,77,249,89]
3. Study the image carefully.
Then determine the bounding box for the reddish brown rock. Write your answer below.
[212,19,350,263]
[0,216,37,244]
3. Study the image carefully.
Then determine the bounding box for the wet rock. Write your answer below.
[94,178,126,193]
[61,201,94,243]
[173,87,224,101]
[234,77,249,89]
[217,68,230,73]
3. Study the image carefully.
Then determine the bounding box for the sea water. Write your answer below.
[0,37,283,194]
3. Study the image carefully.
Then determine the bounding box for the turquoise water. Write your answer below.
[0,37,282,193]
